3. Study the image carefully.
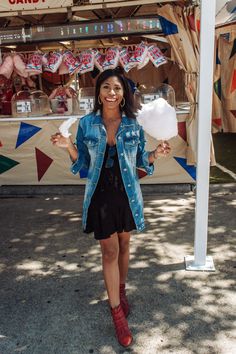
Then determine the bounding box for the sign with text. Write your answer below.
[0,0,72,12]
[0,17,162,45]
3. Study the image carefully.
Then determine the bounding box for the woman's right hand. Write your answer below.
[50,132,71,148]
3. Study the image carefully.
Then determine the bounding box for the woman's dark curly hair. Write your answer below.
[93,68,136,119]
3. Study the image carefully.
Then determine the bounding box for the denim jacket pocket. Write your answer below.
[124,137,139,148]
[83,138,99,148]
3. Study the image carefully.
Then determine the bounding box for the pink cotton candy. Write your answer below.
[0,56,14,79]
[13,54,28,78]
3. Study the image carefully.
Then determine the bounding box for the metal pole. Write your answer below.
[185,0,216,271]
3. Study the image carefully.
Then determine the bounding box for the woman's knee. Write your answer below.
[101,245,119,262]
[118,233,130,254]
[100,234,119,262]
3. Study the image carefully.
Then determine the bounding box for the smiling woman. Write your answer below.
[50,68,170,347]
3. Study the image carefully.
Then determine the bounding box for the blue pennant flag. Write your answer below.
[174,157,196,180]
[16,122,42,149]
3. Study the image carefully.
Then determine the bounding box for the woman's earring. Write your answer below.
[120,98,125,108]
[98,96,102,105]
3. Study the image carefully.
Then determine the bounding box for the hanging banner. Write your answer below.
[0,0,73,12]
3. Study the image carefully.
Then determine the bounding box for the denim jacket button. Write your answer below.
[121,153,124,156]
[128,184,131,187]
[123,168,127,172]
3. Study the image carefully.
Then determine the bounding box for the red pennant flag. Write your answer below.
[212,118,222,127]
[230,110,236,119]
[35,148,53,182]
[231,70,236,93]
[178,122,187,141]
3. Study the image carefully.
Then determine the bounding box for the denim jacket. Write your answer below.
[71,111,154,232]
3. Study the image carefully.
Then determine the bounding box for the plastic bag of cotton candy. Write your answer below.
[58,117,78,138]
[136,98,178,141]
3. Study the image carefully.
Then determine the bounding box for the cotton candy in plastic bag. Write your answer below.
[26,52,43,76]
[13,54,28,78]
[103,47,119,71]
[43,52,63,73]
[136,98,178,141]
[147,45,167,68]
[78,50,95,74]
[0,56,14,79]
[119,47,132,72]
[129,42,148,69]
[137,55,149,70]
[63,51,80,75]
[94,50,105,72]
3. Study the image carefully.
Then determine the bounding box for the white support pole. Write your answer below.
[185,0,216,271]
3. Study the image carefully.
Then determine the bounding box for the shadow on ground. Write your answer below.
[0,191,235,354]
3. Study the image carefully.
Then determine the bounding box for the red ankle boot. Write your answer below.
[111,304,133,347]
[120,284,130,317]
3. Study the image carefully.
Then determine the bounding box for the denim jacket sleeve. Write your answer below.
[136,126,154,176]
[70,122,90,177]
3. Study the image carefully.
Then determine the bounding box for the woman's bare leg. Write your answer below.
[99,233,120,308]
[118,232,131,285]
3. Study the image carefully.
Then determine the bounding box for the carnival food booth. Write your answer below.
[0,0,201,186]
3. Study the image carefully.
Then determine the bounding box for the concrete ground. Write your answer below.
[0,185,235,354]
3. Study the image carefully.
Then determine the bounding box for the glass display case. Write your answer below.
[11,90,51,117]
[50,97,80,115]
[138,83,176,107]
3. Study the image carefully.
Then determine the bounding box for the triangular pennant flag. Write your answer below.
[0,154,19,174]
[196,19,200,32]
[79,168,88,179]
[187,14,196,32]
[212,118,222,127]
[159,16,178,35]
[214,78,222,100]
[16,122,41,148]
[35,148,53,181]
[230,70,236,93]
[229,39,236,59]
[216,47,221,65]
[174,157,196,180]
[230,110,236,118]
[136,168,148,179]
[178,122,187,141]
[0,141,3,147]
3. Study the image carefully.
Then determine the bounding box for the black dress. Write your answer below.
[84,144,136,240]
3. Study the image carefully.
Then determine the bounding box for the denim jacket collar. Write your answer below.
[91,111,136,135]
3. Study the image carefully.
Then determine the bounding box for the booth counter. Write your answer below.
[0,107,196,185]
